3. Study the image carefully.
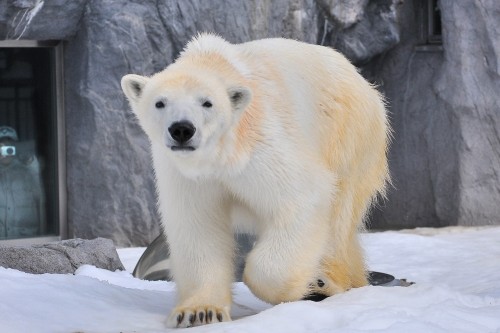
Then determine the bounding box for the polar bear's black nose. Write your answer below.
[168,121,196,144]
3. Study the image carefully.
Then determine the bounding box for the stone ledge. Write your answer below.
[0,238,125,274]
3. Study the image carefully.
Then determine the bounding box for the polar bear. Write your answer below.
[121,33,390,328]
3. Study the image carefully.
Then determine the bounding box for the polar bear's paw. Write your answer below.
[167,305,231,328]
[303,276,347,302]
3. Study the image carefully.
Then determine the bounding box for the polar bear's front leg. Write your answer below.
[242,200,331,304]
[160,180,234,328]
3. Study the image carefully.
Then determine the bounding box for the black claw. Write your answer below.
[302,292,328,302]
[199,311,205,323]
[177,313,184,325]
[216,312,223,322]
[189,313,196,325]
[207,310,213,322]
[317,279,325,288]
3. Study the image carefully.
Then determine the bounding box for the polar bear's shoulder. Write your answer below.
[180,33,251,77]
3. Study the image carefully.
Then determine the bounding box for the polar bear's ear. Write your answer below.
[228,86,252,114]
[121,74,149,103]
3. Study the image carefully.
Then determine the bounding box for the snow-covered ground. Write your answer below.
[1,227,500,333]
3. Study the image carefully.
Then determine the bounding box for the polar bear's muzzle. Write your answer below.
[168,121,197,151]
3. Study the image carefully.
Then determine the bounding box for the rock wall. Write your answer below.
[362,0,451,229]
[436,0,500,225]
[2,0,498,246]
[364,0,500,228]
[63,1,171,246]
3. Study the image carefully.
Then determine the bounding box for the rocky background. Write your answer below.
[0,0,498,246]
[364,0,500,229]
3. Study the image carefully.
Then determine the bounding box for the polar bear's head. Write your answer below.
[121,64,252,176]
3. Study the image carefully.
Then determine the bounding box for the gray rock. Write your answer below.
[316,0,368,28]
[0,0,86,40]
[0,238,124,274]
[333,0,401,64]
[435,0,500,226]
[320,0,402,64]
[63,1,171,247]
[158,0,320,47]
[364,0,500,228]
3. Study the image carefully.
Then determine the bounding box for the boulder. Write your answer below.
[0,238,125,274]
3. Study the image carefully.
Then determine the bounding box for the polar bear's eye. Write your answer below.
[155,101,165,109]
[202,101,213,108]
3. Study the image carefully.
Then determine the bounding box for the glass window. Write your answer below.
[427,0,442,44]
[0,43,63,241]
[418,0,442,46]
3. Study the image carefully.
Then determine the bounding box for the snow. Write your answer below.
[1,227,500,332]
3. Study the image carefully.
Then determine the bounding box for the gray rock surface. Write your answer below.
[0,0,402,246]
[63,1,171,247]
[332,0,401,64]
[157,0,320,48]
[0,238,124,274]
[364,0,500,228]
[361,0,448,229]
[316,0,368,28]
[0,0,86,40]
[319,0,401,64]
[436,0,500,225]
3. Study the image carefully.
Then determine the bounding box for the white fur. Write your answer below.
[121,33,390,328]
[181,33,252,78]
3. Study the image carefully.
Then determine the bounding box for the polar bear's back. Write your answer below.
[183,34,389,189]
[239,37,388,176]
